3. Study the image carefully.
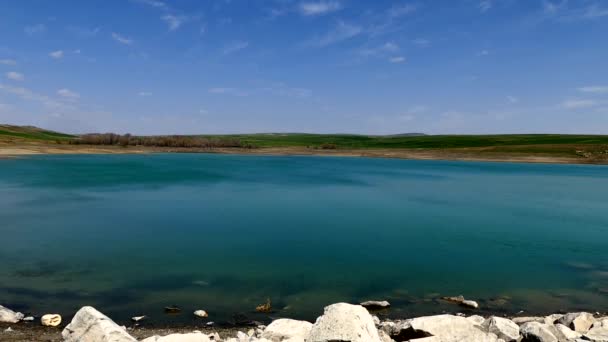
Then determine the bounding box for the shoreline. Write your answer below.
[1,143,607,165]
[2,302,608,342]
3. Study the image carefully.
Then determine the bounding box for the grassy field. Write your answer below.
[2,125,608,163]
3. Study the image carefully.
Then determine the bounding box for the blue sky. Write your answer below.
[0,0,607,135]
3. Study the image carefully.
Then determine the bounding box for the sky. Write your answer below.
[0,0,607,135]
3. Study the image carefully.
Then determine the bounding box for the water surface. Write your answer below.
[1,154,607,325]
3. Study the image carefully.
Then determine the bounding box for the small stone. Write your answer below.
[164,306,181,314]
[461,300,479,309]
[23,316,35,322]
[131,315,146,322]
[194,310,208,318]
[247,328,254,337]
[441,295,479,309]
[512,316,544,324]
[41,314,62,327]
[206,321,215,326]
[262,318,313,341]
[4,327,13,333]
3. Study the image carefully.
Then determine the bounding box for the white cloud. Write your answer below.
[412,38,430,47]
[298,1,342,16]
[49,50,64,59]
[507,96,519,103]
[578,86,608,94]
[0,83,68,110]
[112,32,133,45]
[479,0,493,12]
[359,42,399,57]
[310,21,362,47]
[389,56,406,63]
[388,4,417,17]
[138,91,152,96]
[561,99,597,109]
[57,88,80,100]
[477,50,489,56]
[132,0,167,9]
[222,41,249,55]
[24,24,46,35]
[0,59,17,65]
[6,72,24,81]
[161,14,187,31]
[208,87,249,96]
[67,26,101,38]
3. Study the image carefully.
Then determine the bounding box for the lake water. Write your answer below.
[1,154,607,326]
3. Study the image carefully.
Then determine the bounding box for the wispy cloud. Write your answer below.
[132,0,167,10]
[222,41,249,55]
[507,96,519,103]
[0,59,17,65]
[389,56,406,63]
[477,49,490,56]
[543,1,608,21]
[0,83,69,110]
[161,14,187,31]
[369,4,417,37]
[57,88,80,100]
[208,87,249,96]
[49,50,64,59]
[479,0,493,13]
[388,4,417,18]
[67,26,101,38]
[112,32,133,45]
[412,38,431,48]
[308,21,362,47]
[138,91,152,96]
[298,1,342,16]
[560,99,597,109]
[24,24,46,35]
[359,42,399,57]
[6,72,24,81]
[578,86,608,94]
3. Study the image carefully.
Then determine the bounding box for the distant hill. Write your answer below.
[0,124,74,141]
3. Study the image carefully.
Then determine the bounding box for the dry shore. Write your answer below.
[1,141,608,165]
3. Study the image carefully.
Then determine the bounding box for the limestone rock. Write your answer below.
[519,322,557,342]
[584,319,608,342]
[467,315,486,326]
[360,300,391,310]
[557,312,595,332]
[194,310,208,318]
[22,316,35,322]
[62,306,137,342]
[141,332,211,342]
[41,314,62,327]
[261,318,313,342]
[441,295,479,309]
[406,314,499,341]
[307,302,382,342]
[512,317,544,325]
[554,323,582,340]
[482,317,519,342]
[0,305,24,323]
[544,314,563,325]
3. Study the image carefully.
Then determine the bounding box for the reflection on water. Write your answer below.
[1,154,607,325]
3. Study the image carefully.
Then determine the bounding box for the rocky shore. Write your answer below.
[3,302,608,342]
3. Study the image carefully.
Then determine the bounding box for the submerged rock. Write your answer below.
[41,314,62,327]
[519,322,558,342]
[307,303,382,342]
[261,318,312,342]
[557,312,595,332]
[482,316,519,342]
[62,306,136,342]
[360,300,391,310]
[164,306,181,314]
[194,310,208,318]
[0,305,24,323]
[131,315,146,322]
[441,295,479,309]
[256,299,272,313]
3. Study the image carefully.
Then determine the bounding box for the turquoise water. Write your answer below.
[1,154,608,325]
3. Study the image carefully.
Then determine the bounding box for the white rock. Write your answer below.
[512,316,544,324]
[131,315,146,322]
[557,312,595,332]
[262,318,313,342]
[467,315,486,326]
[41,314,62,327]
[584,319,608,342]
[461,300,479,309]
[407,314,500,341]
[360,300,391,309]
[141,332,211,342]
[22,316,35,322]
[194,310,209,318]
[544,313,563,325]
[0,305,24,323]
[4,327,13,332]
[554,323,582,340]
[483,317,519,342]
[519,322,557,342]
[307,302,382,342]
[62,306,137,342]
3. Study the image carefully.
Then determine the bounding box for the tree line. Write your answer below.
[70,133,249,148]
